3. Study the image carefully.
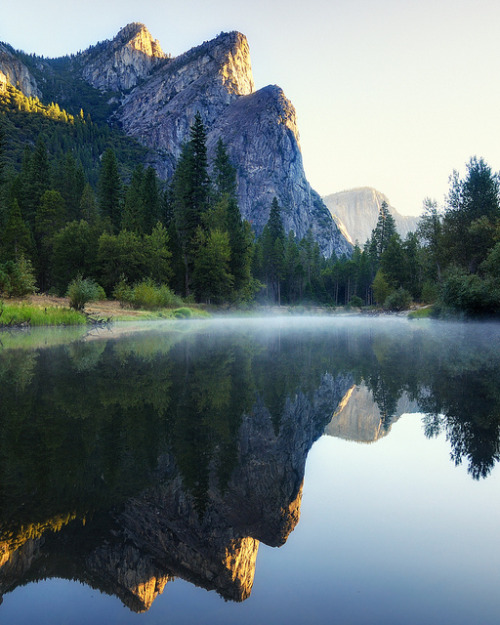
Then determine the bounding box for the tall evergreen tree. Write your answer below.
[368,201,397,262]
[213,138,237,198]
[443,157,500,272]
[1,199,33,262]
[142,166,161,234]
[172,113,210,296]
[122,164,145,232]
[261,197,286,303]
[98,148,122,232]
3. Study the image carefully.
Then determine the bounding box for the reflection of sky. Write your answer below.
[3,415,500,625]
[4,1,500,213]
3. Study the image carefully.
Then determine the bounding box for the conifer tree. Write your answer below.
[1,199,33,262]
[172,113,210,295]
[122,165,145,232]
[142,166,161,234]
[261,197,286,303]
[98,148,122,232]
[213,138,237,198]
[369,201,397,262]
[79,183,99,224]
[24,137,51,228]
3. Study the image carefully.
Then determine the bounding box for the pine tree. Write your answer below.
[261,197,286,304]
[98,148,122,232]
[1,199,33,262]
[213,138,237,198]
[122,165,145,232]
[443,157,500,272]
[369,201,397,262]
[172,114,210,295]
[142,166,161,234]
[35,189,66,290]
[79,183,99,224]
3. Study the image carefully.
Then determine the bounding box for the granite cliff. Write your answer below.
[0,24,351,257]
[323,187,420,245]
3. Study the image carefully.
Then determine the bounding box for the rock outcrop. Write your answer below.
[80,22,167,92]
[323,187,420,245]
[0,24,351,257]
[0,43,40,98]
[114,29,350,255]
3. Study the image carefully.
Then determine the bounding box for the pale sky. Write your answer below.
[3,0,500,216]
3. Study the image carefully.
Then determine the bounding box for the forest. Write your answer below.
[1,81,500,315]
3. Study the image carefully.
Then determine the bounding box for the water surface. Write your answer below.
[1,317,499,624]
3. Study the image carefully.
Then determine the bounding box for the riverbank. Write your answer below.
[0,295,210,327]
[1,294,429,328]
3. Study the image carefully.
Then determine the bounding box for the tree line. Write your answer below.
[1,81,500,313]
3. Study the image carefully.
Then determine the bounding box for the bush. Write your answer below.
[348,295,364,308]
[66,276,102,311]
[113,278,183,310]
[173,307,193,318]
[384,288,412,311]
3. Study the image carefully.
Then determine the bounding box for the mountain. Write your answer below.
[323,187,420,246]
[0,23,351,257]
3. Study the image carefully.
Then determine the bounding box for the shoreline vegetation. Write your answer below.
[1,89,499,317]
[0,294,436,329]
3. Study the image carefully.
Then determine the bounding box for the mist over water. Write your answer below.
[1,316,500,624]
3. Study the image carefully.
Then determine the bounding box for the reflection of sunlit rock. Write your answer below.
[325,383,420,443]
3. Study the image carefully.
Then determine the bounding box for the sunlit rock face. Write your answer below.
[323,187,420,246]
[118,31,254,170]
[115,28,349,255]
[0,44,40,98]
[80,22,167,91]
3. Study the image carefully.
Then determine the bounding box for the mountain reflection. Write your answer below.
[1,318,500,610]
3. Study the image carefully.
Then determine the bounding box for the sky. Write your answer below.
[3,0,500,216]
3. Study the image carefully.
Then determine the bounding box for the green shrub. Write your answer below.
[113,278,183,310]
[349,295,364,308]
[408,307,434,319]
[66,276,101,311]
[173,307,192,319]
[384,288,412,311]
[113,278,134,308]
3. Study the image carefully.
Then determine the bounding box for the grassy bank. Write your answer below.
[0,302,87,327]
[0,296,211,328]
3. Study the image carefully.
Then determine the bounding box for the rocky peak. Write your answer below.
[80,22,167,91]
[323,187,420,245]
[0,43,40,98]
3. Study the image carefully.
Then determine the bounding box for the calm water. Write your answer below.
[1,317,499,624]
